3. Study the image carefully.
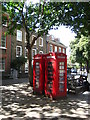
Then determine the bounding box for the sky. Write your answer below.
[25,0,39,4]
[49,26,76,58]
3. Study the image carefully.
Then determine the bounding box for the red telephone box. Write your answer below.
[45,52,67,99]
[33,54,45,94]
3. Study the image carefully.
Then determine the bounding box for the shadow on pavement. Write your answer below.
[0,83,90,120]
[2,78,29,86]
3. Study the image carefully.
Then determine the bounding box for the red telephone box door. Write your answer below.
[33,60,40,91]
[57,55,67,96]
[35,61,40,89]
[45,58,56,97]
[33,54,45,94]
[59,61,65,92]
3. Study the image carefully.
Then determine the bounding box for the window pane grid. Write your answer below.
[59,47,61,52]
[49,44,53,52]
[55,46,57,52]
[17,30,22,41]
[0,35,6,48]
[39,37,43,46]
[0,58,5,71]
[59,62,65,92]
[16,46,22,57]
[63,48,65,53]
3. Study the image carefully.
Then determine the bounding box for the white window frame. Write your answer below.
[63,48,65,53]
[39,37,43,47]
[0,58,5,72]
[54,46,57,52]
[16,46,22,57]
[39,51,43,54]
[49,44,53,52]
[32,35,36,45]
[59,47,61,53]
[0,35,6,49]
[32,49,36,58]
[25,47,28,58]
[17,30,22,41]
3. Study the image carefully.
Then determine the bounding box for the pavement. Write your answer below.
[0,78,90,120]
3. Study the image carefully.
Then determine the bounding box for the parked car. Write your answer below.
[71,68,77,74]
[67,74,89,94]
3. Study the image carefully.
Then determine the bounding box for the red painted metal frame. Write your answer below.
[45,52,67,98]
[33,54,45,94]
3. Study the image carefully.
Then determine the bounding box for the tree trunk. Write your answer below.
[26,33,40,86]
[28,47,33,86]
[80,63,82,71]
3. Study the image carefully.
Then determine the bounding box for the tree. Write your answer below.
[2,1,89,85]
[11,56,27,73]
[2,1,67,86]
[61,2,90,37]
[70,35,90,73]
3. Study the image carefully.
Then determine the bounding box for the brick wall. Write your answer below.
[47,42,66,54]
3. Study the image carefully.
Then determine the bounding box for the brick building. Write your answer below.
[10,29,47,75]
[31,33,47,58]
[1,26,47,78]
[0,14,11,78]
[1,14,67,79]
[46,35,67,54]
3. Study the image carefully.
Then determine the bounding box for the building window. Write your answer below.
[32,49,36,58]
[49,44,53,52]
[25,47,28,58]
[39,37,43,46]
[17,30,22,41]
[39,51,43,54]
[0,58,5,71]
[32,35,36,45]
[54,46,57,52]
[63,48,65,53]
[16,46,22,57]
[0,35,6,48]
[59,47,61,52]
[25,60,28,73]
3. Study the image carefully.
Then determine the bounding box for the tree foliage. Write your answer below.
[2,1,66,85]
[1,1,90,84]
[2,2,64,38]
[70,35,90,72]
[61,2,90,37]
[11,56,27,71]
[2,2,90,38]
